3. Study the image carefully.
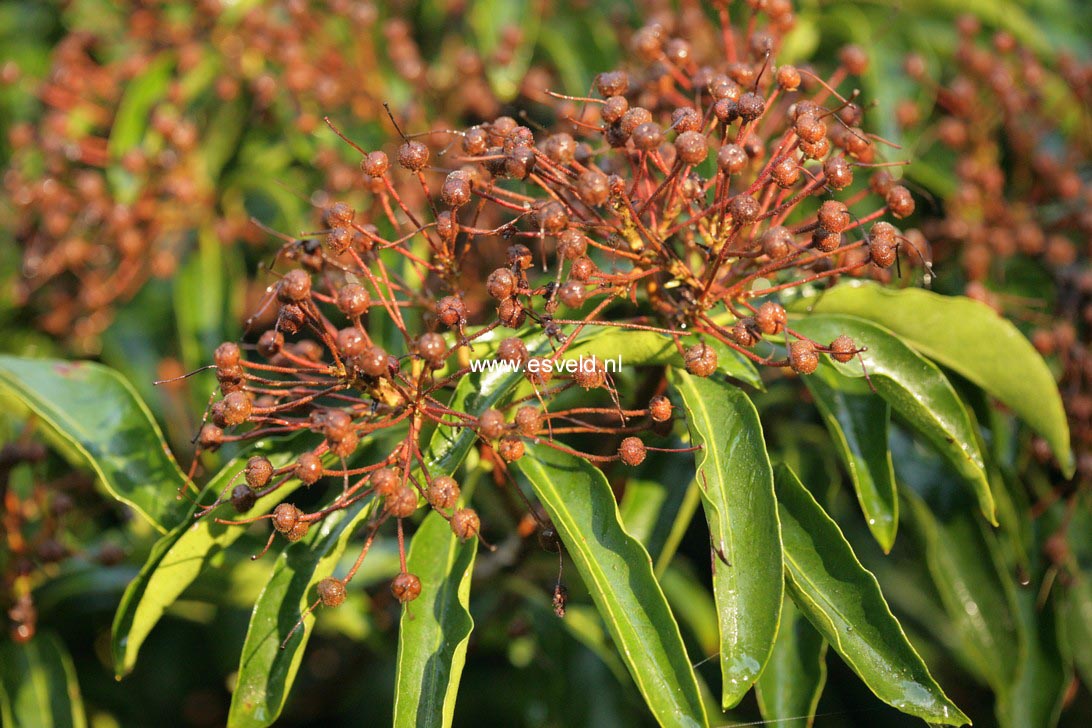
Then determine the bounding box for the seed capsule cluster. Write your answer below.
[899,17,1092,481]
[184,1,914,627]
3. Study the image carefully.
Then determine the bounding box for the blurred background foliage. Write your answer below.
[0,0,1089,726]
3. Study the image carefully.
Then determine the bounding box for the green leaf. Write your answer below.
[773,464,969,726]
[392,511,478,728]
[790,314,995,524]
[111,444,302,677]
[892,429,1023,689]
[227,497,379,728]
[668,369,783,709]
[796,282,1072,474]
[804,364,898,552]
[0,356,188,532]
[755,599,828,728]
[997,588,1069,728]
[512,444,707,728]
[618,451,697,567]
[108,53,173,158]
[1065,576,1092,693]
[0,632,86,728]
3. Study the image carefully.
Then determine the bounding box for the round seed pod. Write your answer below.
[649,395,672,422]
[441,170,472,207]
[437,295,467,327]
[498,436,525,462]
[426,476,461,510]
[558,281,586,308]
[272,503,303,533]
[619,437,647,466]
[684,343,718,377]
[231,484,257,513]
[674,131,708,165]
[755,302,787,336]
[416,333,447,368]
[789,340,819,374]
[478,409,506,440]
[391,572,422,603]
[830,335,857,363]
[370,467,400,498]
[398,140,429,171]
[731,318,761,347]
[337,284,370,316]
[295,452,324,485]
[450,508,481,541]
[358,346,390,378]
[497,337,528,366]
[515,406,542,436]
[245,456,273,489]
[221,391,252,427]
[277,269,311,303]
[317,577,346,607]
[285,520,311,542]
[385,486,419,518]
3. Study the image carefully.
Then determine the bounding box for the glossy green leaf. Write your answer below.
[660,563,720,658]
[773,464,969,726]
[512,444,707,728]
[790,314,995,524]
[619,451,697,566]
[0,632,86,728]
[755,599,827,728]
[392,510,478,728]
[669,369,783,709]
[997,588,1069,728]
[112,444,301,677]
[0,356,188,532]
[892,428,1023,689]
[797,282,1072,474]
[804,364,898,552]
[108,53,172,157]
[227,497,378,728]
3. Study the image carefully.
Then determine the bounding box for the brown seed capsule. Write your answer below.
[756,302,787,335]
[728,194,760,224]
[789,340,819,374]
[397,140,429,171]
[441,170,472,207]
[507,244,533,270]
[358,345,390,377]
[794,113,826,143]
[231,484,257,513]
[885,186,915,218]
[573,359,606,389]
[221,390,252,426]
[619,437,647,466]
[824,157,854,190]
[813,229,841,252]
[595,70,629,97]
[557,229,587,260]
[497,298,526,328]
[214,341,241,368]
[478,409,507,440]
[601,95,628,124]
[337,284,370,316]
[498,435,525,462]
[731,318,761,347]
[362,151,389,177]
[717,144,748,175]
[870,240,897,268]
[245,456,273,489]
[570,255,597,282]
[391,572,422,603]
[632,122,663,151]
[370,467,400,498]
[817,200,851,234]
[737,92,766,122]
[672,106,703,133]
[198,424,224,449]
[450,508,481,541]
[278,269,311,303]
[577,170,610,206]
[497,337,528,366]
[557,281,586,308]
[776,65,801,91]
[331,432,358,458]
[771,156,800,188]
[317,577,346,607]
[684,343,718,377]
[830,335,857,363]
[649,395,672,423]
[285,520,311,542]
[416,333,447,367]
[487,268,518,299]
[437,295,467,327]
[258,330,284,358]
[295,452,324,485]
[674,131,708,166]
[426,476,461,510]
[272,503,303,533]
[761,226,793,259]
[515,406,542,436]
[386,486,419,518]
[337,327,366,357]
[553,584,568,617]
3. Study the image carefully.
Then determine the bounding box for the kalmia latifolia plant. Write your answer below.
[191,3,908,623]
[5,2,1080,727]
